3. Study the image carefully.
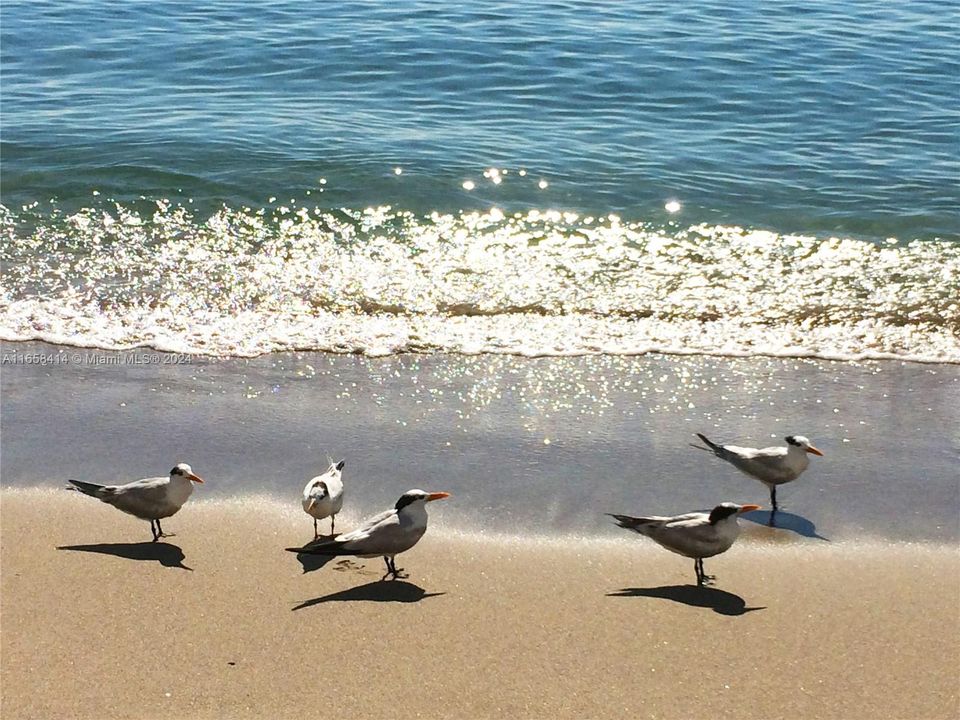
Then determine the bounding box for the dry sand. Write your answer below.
[2,489,958,720]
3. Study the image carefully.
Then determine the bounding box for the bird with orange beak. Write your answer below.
[609,502,761,586]
[66,462,204,541]
[288,489,450,579]
[692,433,824,512]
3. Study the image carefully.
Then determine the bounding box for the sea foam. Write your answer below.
[3,202,958,362]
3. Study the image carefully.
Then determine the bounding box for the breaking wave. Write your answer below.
[2,201,958,362]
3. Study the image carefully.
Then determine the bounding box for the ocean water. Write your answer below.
[2,0,958,361]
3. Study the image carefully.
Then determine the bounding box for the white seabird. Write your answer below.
[609,502,760,586]
[302,459,345,538]
[66,463,204,541]
[692,433,823,511]
[287,489,450,579]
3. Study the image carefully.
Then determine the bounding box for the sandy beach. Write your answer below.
[1,489,957,720]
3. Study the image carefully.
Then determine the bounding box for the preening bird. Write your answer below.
[609,502,760,586]
[287,489,450,579]
[66,463,204,541]
[692,433,823,511]
[302,460,345,538]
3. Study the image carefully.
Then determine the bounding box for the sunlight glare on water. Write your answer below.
[2,202,957,361]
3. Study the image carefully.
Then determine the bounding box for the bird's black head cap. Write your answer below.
[785,435,800,447]
[395,490,427,511]
[708,503,741,524]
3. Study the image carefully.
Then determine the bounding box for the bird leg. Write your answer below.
[150,520,177,542]
[770,486,779,513]
[314,518,319,539]
[330,515,335,536]
[382,556,408,581]
[694,558,715,587]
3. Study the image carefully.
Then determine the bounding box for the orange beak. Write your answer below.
[806,446,824,457]
[426,492,450,502]
[187,473,204,483]
[739,504,761,513]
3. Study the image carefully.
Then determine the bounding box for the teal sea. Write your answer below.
[2,0,958,361]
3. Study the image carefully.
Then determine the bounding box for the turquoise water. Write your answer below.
[2,1,959,359]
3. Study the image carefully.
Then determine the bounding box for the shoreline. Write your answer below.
[2,490,958,720]
[2,335,958,366]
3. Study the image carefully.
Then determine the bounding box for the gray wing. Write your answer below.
[324,474,344,503]
[717,445,796,484]
[100,477,177,519]
[610,511,706,533]
[293,509,425,556]
[339,508,397,541]
[645,517,730,558]
[662,512,710,525]
[340,515,426,556]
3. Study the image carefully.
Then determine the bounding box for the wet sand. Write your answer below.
[2,343,959,543]
[2,490,957,720]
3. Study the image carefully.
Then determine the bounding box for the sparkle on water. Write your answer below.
[1,201,958,362]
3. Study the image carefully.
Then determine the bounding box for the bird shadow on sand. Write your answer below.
[743,509,830,541]
[608,585,765,616]
[58,542,192,570]
[291,551,338,574]
[287,534,348,574]
[292,580,445,611]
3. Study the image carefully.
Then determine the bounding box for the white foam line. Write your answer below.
[2,333,957,366]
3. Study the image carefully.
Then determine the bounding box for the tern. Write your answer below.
[287,489,450,579]
[66,463,204,541]
[302,460,345,538]
[692,433,823,511]
[609,502,760,586]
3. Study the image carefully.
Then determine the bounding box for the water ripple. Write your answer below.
[2,0,957,238]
